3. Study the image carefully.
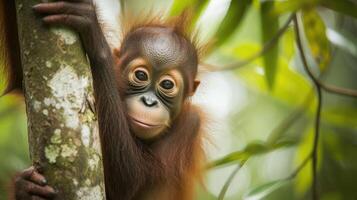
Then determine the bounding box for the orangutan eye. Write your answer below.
[157,75,179,98]
[160,79,174,90]
[129,67,150,88]
[135,70,148,81]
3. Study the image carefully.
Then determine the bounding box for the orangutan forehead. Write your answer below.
[121,26,198,72]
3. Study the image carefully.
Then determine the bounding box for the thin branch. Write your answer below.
[213,11,357,200]
[312,86,322,200]
[209,88,313,169]
[216,148,312,200]
[293,14,322,200]
[204,15,357,98]
[214,90,315,199]
[203,14,295,71]
[217,160,247,200]
[291,15,357,98]
[317,81,357,98]
[286,153,312,180]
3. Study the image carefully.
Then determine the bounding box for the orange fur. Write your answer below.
[110,13,209,198]
[118,11,206,61]
[1,2,208,199]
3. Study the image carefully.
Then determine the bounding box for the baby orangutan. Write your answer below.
[1,0,206,199]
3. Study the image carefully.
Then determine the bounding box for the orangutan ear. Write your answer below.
[189,79,200,96]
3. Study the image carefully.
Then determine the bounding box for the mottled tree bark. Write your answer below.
[14,0,106,199]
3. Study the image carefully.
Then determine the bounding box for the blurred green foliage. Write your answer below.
[0,95,29,197]
[260,1,279,88]
[211,0,251,48]
[1,0,357,199]
[302,8,331,71]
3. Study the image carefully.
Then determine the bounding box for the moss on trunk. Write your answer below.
[14,0,106,199]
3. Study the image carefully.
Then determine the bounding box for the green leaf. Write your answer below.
[169,0,209,29]
[302,8,331,71]
[237,54,312,106]
[212,0,252,48]
[273,0,319,15]
[244,180,289,200]
[294,127,314,196]
[208,148,250,168]
[260,1,279,89]
[208,142,269,168]
[244,142,270,154]
[282,27,295,62]
[320,0,357,19]
[273,0,302,15]
[170,0,205,15]
[209,141,295,168]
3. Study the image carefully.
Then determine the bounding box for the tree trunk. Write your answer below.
[14,0,106,199]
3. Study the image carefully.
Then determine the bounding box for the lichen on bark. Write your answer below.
[14,0,106,199]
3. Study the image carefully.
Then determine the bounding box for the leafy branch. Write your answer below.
[202,14,294,71]
[293,13,322,200]
[243,153,312,200]
[211,10,357,200]
[217,148,312,200]
[211,89,314,200]
[209,89,314,169]
[293,14,357,98]
[292,12,357,200]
